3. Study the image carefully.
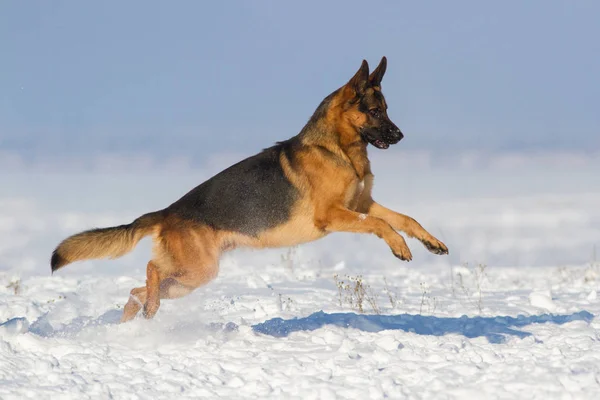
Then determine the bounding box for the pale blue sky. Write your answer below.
[1,1,599,164]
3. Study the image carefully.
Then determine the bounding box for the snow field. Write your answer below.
[1,158,599,399]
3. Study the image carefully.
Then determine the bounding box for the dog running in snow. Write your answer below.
[51,57,449,322]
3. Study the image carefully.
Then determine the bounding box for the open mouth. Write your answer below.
[361,129,401,150]
[372,139,390,149]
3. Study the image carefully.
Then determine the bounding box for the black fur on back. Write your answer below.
[298,89,339,136]
[166,139,300,236]
[165,88,341,237]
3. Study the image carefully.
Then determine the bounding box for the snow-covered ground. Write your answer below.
[1,152,600,399]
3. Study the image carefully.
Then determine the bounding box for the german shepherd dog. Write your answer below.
[51,57,448,322]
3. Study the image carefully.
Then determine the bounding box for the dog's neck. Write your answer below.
[302,118,371,179]
[338,130,371,180]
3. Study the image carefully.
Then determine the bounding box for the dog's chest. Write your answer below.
[345,178,367,210]
[356,179,365,194]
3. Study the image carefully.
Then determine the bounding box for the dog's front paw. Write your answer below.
[392,246,412,262]
[422,237,448,255]
[389,235,412,261]
[392,249,412,261]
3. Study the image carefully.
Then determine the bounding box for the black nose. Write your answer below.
[392,128,403,141]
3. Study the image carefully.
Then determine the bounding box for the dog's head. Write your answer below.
[336,57,403,149]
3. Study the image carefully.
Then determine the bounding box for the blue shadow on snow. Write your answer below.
[251,310,594,344]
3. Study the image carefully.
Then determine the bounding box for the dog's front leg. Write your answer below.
[315,206,412,261]
[363,201,449,255]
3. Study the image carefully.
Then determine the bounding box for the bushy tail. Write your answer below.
[50,211,164,273]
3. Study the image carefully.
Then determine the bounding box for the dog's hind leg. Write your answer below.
[158,261,219,301]
[143,261,161,319]
[120,224,221,322]
[119,261,162,322]
[119,260,205,323]
[151,224,220,313]
[121,286,147,323]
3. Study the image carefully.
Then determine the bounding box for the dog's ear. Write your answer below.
[346,59,369,96]
[369,56,387,88]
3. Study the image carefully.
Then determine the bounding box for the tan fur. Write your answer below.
[55,228,141,263]
[51,212,162,271]
[121,218,222,322]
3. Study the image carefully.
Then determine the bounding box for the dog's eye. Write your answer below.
[369,108,381,117]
